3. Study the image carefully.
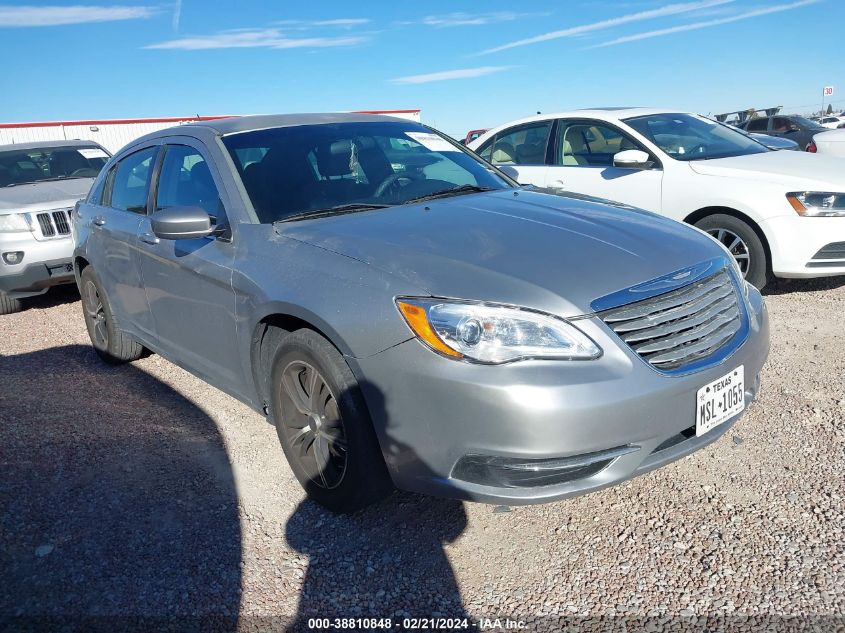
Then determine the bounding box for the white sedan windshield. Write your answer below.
[625,113,769,161]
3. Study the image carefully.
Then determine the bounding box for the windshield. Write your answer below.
[791,116,827,131]
[222,121,512,223]
[624,113,769,161]
[0,145,109,187]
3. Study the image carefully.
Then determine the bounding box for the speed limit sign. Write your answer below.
[824,86,834,96]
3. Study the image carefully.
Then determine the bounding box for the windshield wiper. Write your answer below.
[275,203,392,223]
[4,176,77,187]
[402,184,495,205]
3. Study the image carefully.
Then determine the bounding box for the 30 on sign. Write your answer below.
[824,86,834,96]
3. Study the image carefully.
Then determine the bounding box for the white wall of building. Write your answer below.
[0,110,422,154]
[0,119,207,153]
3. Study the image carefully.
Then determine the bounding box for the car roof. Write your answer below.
[470,108,688,146]
[119,113,419,152]
[177,112,413,136]
[0,139,105,152]
[480,107,689,132]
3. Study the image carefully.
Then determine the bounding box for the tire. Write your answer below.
[0,294,22,315]
[79,267,144,364]
[269,328,393,513]
[694,214,770,290]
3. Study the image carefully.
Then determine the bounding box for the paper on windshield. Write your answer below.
[405,132,458,153]
[77,148,109,159]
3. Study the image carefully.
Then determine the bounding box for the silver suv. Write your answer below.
[0,140,110,314]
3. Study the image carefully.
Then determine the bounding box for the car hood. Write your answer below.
[277,189,722,317]
[0,178,94,212]
[687,151,845,189]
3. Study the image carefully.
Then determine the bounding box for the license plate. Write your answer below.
[695,365,745,437]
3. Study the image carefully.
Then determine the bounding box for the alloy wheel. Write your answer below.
[279,360,348,490]
[83,280,109,348]
[706,228,750,277]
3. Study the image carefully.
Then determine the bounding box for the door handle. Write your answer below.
[140,232,160,245]
[92,216,106,226]
[549,179,566,189]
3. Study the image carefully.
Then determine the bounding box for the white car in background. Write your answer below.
[470,108,845,289]
[818,115,845,129]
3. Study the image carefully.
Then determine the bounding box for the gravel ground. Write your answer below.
[1,279,843,631]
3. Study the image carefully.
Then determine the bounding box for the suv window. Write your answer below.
[482,121,552,166]
[745,118,768,132]
[108,147,157,214]
[155,145,225,224]
[0,144,108,188]
[557,121,644,167]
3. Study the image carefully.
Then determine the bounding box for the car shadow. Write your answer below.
[762,275,845,296]
[0,345,242,629]
[284,381,471,632]
[16,284,80,311]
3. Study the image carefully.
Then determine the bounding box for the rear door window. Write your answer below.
[108,147,157,214]
[745,118,768,133]
[481,122,552,166]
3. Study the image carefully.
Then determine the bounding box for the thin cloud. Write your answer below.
[0,4,159,27]
[591,0,819,47]
[172,0,181,31]
[414,12,542,27]
[479,0,734,54]
[391,66,514,85]
[145,27,368,50]
[273,18,370,28]
[313,18,369,26]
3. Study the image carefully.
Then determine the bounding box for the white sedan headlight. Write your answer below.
[0,213,31,233]
[786,192,845,217]
[395,298,601,364]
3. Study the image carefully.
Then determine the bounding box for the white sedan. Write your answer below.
[818,115,845,129]
[470,108,845,289]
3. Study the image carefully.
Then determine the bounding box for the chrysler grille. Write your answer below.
[600,269,742,371]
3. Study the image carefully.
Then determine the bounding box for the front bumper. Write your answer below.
[763,215,845,278]
[0,234,75,298]
[349,286,769,505]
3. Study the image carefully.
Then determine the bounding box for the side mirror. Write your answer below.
[150,206,212,240]
[613,149,653,170]
[498,165,520,180]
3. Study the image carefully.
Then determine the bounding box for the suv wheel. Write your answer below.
[0,294,22,315]
[80,267,144,364]
[269,329,393,513]
[695,214,770,290]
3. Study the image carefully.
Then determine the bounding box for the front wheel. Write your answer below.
[270,329,393,513]
[0,294,22,315]
[695,214,770,290]
[80,267,144,364]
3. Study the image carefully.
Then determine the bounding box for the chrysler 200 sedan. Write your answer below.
[73,114,769,513]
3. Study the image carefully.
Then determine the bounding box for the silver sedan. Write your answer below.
[73,114,769,512]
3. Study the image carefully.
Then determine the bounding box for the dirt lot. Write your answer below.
[1,278,844,631]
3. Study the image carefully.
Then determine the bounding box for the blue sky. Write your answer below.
[0,1,842,137]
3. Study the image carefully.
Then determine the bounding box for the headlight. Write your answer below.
[786,192,845,217]
[395,298,602,364]
[0,213,31,233]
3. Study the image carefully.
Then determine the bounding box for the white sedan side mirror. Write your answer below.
[613,149,654,170]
